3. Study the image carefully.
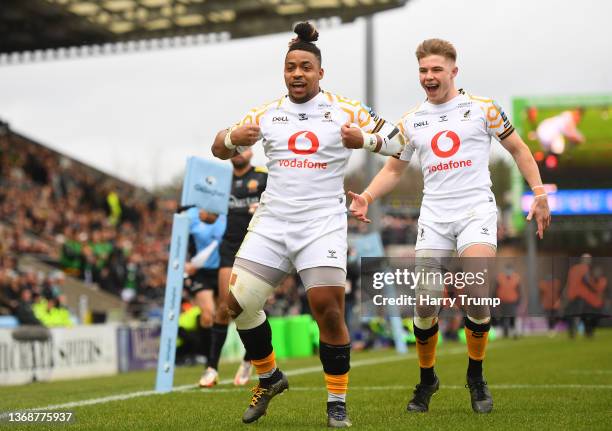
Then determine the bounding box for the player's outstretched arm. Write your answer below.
[500,131,552,239]
[211,124,261,160]
[348,157,408,223]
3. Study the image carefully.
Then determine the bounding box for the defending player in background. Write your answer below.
[199,148,268,387]
[211,22,401,428]
[350,38,551,414]
[183,207,226,387]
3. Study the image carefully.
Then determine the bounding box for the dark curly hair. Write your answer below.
[287,21,322,65]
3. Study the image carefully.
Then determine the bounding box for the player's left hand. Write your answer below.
[341,122,365,149]
[526,196,551,239]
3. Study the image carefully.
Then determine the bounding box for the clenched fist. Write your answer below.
[341,123,365,149]
[230,124,261,147]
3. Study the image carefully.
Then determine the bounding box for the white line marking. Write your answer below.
[7,339,595,415]
[192,384,612,394]
[187,346,468,390]
[3,347,469,414]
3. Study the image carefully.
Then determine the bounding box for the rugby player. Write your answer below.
[199,148,268,387]
[183,207,226,387]
[211,22,401,428]
[349,38,551,414]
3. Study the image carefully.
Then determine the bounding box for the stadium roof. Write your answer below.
[1,0,408,63]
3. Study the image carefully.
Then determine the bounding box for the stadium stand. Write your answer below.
[0,122,174,323]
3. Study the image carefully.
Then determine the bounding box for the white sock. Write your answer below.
[259,367,276,379]
[328,392,346,403]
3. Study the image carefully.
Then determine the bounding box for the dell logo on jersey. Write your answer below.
[288,130,319,155]
[414,121,429,129]
[431,130,461,158]
[272,116,288,122]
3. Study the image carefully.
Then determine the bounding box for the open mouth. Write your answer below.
[291,82,306,90]
[425,82,439,92]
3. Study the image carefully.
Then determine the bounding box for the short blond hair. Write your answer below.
[415,39,457,62]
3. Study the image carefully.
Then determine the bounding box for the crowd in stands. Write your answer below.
[0,255,71,326]
[0,129,174,321]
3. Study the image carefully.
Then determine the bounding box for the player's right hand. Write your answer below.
[341,123,365,149]
[229,124,261,147]
[526,195,551,239]
[348,191,371,224]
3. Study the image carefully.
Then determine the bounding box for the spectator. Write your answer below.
[580,266,608,338]
[14,288,42,325]
[539,274,561,334]
[565,254,592,338]
[495,263,521,338]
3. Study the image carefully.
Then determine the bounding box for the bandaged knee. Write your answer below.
[230,266,274,330]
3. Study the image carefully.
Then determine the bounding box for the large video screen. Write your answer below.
[513,95,612,185]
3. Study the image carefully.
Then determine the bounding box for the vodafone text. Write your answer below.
[428,159,472,174]
[278,158,328,170]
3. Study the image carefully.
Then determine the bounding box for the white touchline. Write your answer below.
[193,384,612,394]
[2,338,586,415]
[5,347,469,414]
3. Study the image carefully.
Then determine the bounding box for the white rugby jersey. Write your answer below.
[235,91,397,221]
[398,90,514,222]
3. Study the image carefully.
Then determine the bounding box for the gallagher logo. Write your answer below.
[431,130,461,158]
[288,130,319,155]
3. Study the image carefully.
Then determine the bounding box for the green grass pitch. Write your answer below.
[2,330,611,430]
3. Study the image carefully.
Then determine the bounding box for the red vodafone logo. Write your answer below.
[288,131,319,155]
[431,130,461,158]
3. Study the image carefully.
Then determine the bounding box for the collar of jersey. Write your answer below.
[424,92,466,111]
[281,90,325,111]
